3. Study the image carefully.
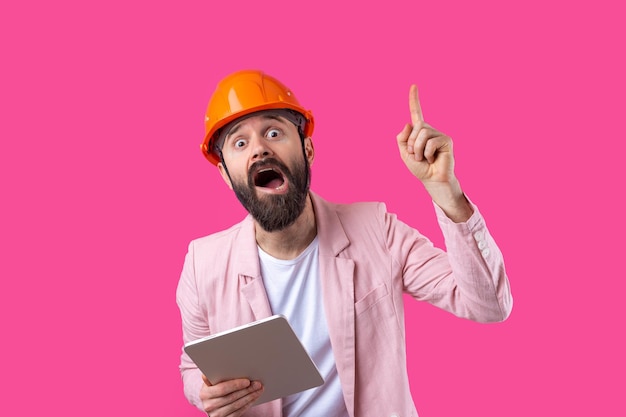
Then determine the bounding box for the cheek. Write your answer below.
[218,160,246,189]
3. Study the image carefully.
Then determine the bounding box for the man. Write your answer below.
[176,69,513,417]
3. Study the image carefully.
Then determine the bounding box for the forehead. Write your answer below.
[224,113,288,135]
[216,110,297,148]
[226,112,291,134]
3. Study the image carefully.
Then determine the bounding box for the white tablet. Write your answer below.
[184,315,324,405]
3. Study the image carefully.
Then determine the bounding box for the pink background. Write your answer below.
[1,0,624,415]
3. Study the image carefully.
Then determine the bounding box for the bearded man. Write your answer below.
[176,70,513,417]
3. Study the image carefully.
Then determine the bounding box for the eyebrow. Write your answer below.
[225,115,288,140]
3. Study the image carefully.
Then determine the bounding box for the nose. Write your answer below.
[249,134,273,160]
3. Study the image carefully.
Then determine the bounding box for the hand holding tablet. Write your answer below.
[184,315,324,406]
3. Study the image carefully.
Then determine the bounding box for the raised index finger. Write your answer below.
[409,84,424,125]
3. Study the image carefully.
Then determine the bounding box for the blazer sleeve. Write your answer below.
[387,198,513,322]
[176,240,206,410]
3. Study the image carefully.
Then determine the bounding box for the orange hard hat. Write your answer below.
[201,69,315,165]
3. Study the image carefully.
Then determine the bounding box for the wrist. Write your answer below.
[424,179,474,223]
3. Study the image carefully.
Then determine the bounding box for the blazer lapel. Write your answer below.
[311,192,356,417]
[234,215,274,321]
[240,277,273,320]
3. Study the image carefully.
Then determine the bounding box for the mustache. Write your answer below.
[247,158,290,183]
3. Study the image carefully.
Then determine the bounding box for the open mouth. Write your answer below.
[253,167,286,189]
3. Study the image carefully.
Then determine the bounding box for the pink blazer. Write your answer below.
[176,192,512,417]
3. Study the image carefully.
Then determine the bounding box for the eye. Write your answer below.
[266,128,281,139]
[234,139,247,148]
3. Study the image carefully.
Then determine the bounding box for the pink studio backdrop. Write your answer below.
[1,0,624,416]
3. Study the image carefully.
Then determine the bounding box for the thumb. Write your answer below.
[397,123,412,146]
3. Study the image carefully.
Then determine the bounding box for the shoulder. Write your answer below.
[311,191,391,241]
[335,200,387,217]
[311,191,387,219]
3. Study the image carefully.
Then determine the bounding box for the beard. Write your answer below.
[231,156,310,232]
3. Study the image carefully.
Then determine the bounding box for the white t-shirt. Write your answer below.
[258,237,349,417]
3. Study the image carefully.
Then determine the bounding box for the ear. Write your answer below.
[303,137,315,166]
[217,162,233,190]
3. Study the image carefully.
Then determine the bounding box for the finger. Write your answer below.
[205,381,263,416]
[222,383,264,416]
[407,124,423,156]
[409,123,436,161]
[409,84,424,125]
[396,123,412,151]
[412,125,431,160]
[423,135,451,163]
[208,379,252,399]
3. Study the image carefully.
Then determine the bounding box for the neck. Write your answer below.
[254,194,317,260]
